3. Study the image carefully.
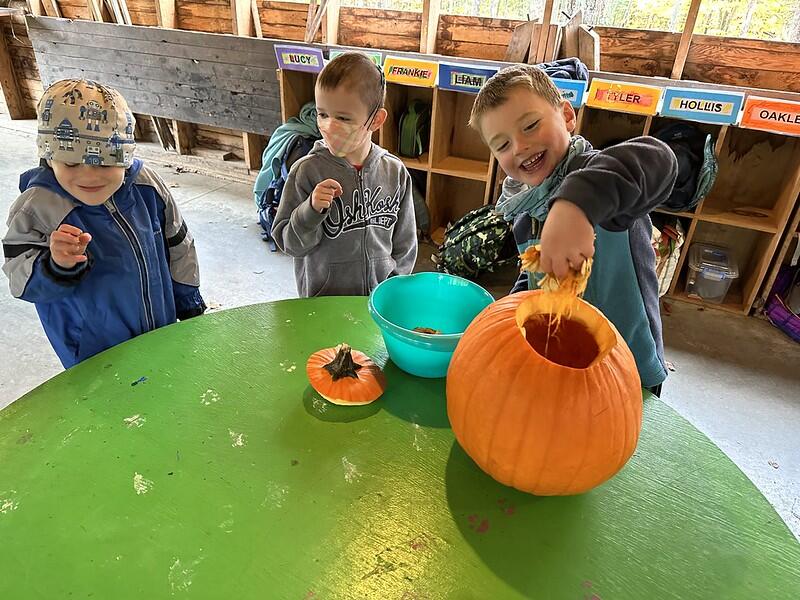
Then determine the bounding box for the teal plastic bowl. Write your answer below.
[368,272,495,378]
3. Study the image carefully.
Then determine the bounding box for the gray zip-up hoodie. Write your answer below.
[272,141,417,297]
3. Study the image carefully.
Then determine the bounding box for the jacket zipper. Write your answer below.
[106,197,155,331]
[358,168,369,294]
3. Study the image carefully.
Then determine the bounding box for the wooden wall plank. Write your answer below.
[437,14,521,61]
[338,7,419,51]
[27,15,282,133]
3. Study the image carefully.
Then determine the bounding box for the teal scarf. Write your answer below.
[495,135,590,222]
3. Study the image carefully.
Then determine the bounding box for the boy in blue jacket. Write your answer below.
[2,79,206,368]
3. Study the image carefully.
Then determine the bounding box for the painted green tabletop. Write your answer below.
[1,297,798,599]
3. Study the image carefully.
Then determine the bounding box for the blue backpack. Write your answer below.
[257,135,316,251]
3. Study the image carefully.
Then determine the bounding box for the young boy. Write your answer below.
[2,79,206,368]
[470,65,678,391]
[272,52,417,297]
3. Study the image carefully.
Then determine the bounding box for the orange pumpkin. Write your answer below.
[446,291,642,495]
[307,344,386,405]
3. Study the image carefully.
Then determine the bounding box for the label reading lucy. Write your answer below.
[438,63,498,94]
[587,79,662,115]
[660,88,744,124]
[741,96,800,136]
[274,45,325,73]
[383,57,438,87]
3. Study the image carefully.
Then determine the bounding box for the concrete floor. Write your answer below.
[1,114,798,541]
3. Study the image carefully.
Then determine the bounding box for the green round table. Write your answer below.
[1,297,798,599]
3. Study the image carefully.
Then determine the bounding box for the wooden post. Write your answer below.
[251,0,262,38]
[305,0,328,43]
[155,0,176,29]
[27,0,44,16]
[174,121,195,155]
[535,0,555,64]
[671,0,703,80]
[232,0,254,36]
[41,0,61,17]
[420,0,440,54]
[325,0,339,46]
[0,22,26,119]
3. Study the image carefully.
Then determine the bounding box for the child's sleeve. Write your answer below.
[2,194,91,304]
[554,136,679,230]
[158,181,206,321]
[391,170,418,275]
[271,161,327,257]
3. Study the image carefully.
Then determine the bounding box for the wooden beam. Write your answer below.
[305,0,328,44]
[88,0,111,23]
[117,0,132,26]
[671,0,703,79]
[232,0,254,36]
[0,25,26,119]
[305,0,317,42]
[41,0,61,18]
[325,0,339,46]
[419,0,440,54]
[27,0,44,16]
[535,0,555,63]
[251,0,262,38]
[174,120,194,155]
[155,0,176,29]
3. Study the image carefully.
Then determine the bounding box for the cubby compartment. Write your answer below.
[672,221,776,313]
[381,83,434,172]
[576,107,648,150]
[279,70,316,121]
[696,128,800,233]
[427,173,488,234]
[429,88,493,182]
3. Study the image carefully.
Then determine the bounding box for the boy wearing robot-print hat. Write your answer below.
[2,79,206,369]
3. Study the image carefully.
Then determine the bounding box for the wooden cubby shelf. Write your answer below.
[275,61,800,316]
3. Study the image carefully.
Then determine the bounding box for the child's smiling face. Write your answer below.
[479,86,577,187]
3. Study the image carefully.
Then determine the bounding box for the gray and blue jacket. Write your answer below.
[2,160,205,368]
[507,136,678,388]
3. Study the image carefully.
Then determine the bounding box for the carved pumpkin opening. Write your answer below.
[523,317,599,369]
[515,295,616,369]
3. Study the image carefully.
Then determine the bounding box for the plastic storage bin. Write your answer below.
[685,243,739,303]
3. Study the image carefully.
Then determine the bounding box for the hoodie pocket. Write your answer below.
[313,262,364,297]
[368,256,397,291]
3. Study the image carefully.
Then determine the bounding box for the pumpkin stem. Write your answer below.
[323,344,363,381]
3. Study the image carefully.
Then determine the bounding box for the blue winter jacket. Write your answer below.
[2,159,205,368]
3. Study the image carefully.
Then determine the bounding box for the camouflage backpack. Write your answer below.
[433,205,518,280]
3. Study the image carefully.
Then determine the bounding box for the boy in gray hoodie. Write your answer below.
[272,52,418,297]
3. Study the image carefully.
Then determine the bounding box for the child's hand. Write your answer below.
[50,224,92,269]
[311,179,343,213]
[539,200,595,280]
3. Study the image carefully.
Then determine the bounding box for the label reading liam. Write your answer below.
[587,79,662,116]
[383,57,438,88]
[438,63,498,94]
[660,88,744,125]
[741,96,800,136]
[274,45,325,73]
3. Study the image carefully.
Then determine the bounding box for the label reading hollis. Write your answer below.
[552,78,587,108]
[274,45,325,73]
[660,88,744,125]
[438,63,498,94]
